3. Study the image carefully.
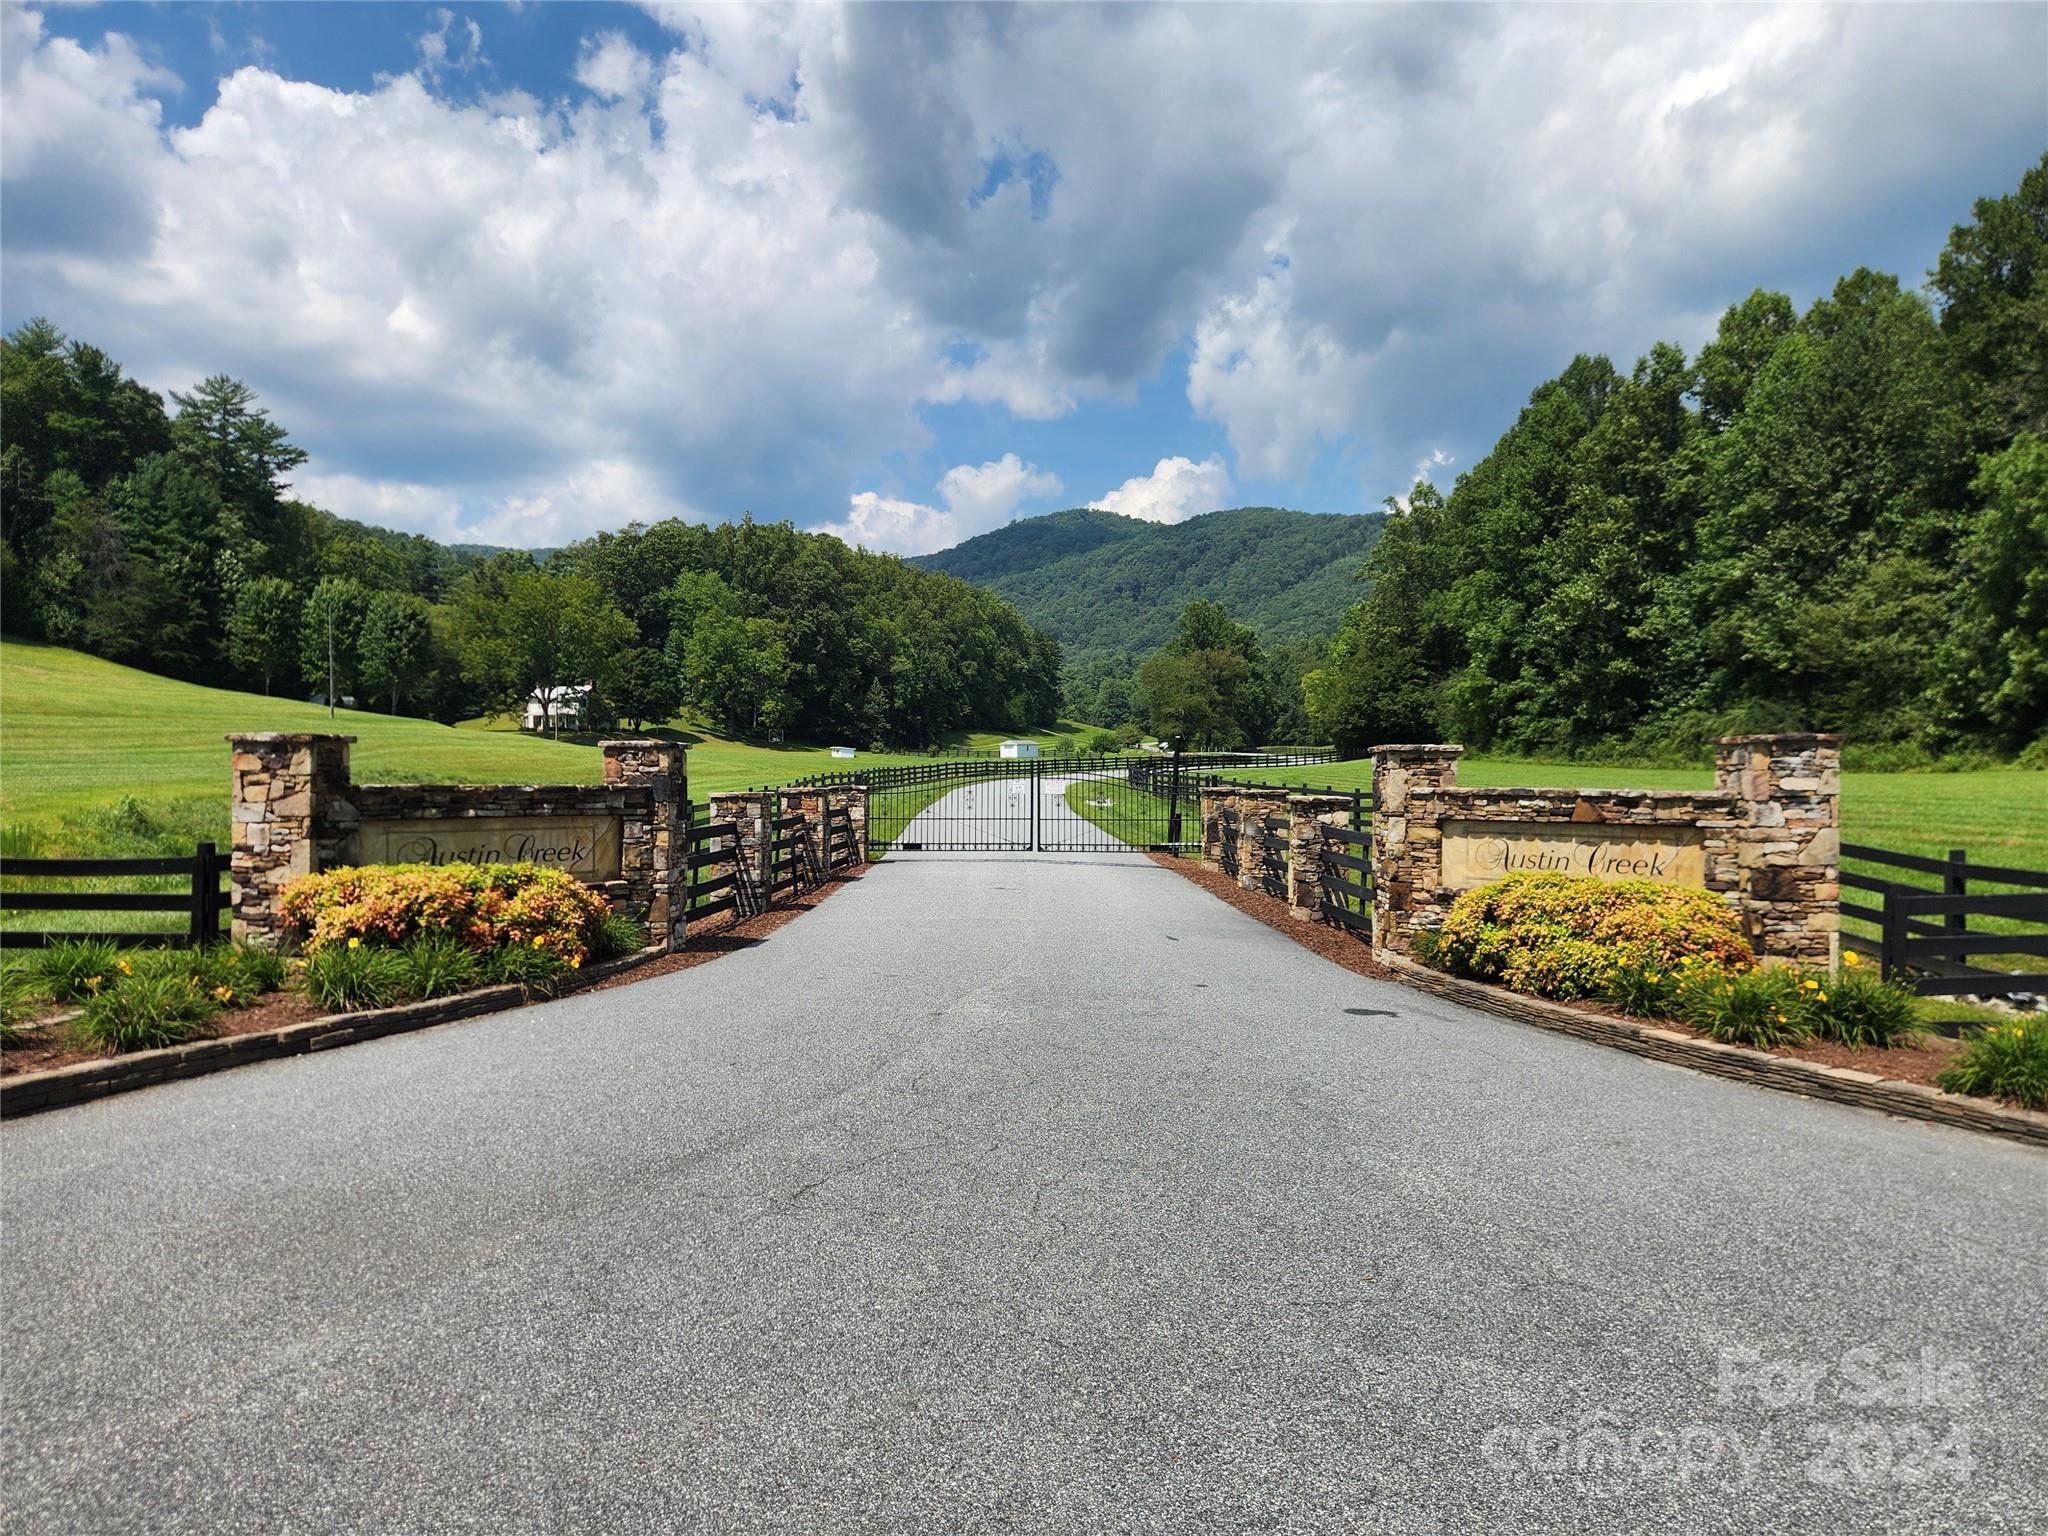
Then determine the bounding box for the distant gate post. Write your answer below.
[227,733,358,947]
[602,740,688,949]
[709,791,773,909]
[1713,734,1842,968]
[1286,793,1353,920]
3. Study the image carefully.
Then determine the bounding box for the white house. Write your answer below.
[998,739,1040,759]
[525,684,592,734]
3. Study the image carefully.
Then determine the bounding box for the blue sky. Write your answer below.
[4,3,2042,553]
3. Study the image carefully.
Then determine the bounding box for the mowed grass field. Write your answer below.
[0,641,1099,849]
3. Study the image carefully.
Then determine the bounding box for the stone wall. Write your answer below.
[1713,734,1842,967]
[1285,794,1353,920]
[227,734,687,949]
[1234,791,1290,896]
[1199,786,1238,872]
[1367,736,1839,965]
[708,790,772,906]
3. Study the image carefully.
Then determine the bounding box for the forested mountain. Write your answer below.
[1310,156,2048,763]
[0,323,1058,743]
[913,506,1386,667]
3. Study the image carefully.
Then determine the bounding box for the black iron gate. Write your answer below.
[796,749,1335,858]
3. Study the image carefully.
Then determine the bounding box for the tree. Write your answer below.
[1932,434,2048,749]
[300,577,373,704]
[1931,151,2048,443]
[452,567,633,735]
[225,576,300,694]
[1133,599,1274,748]
[604,647,684,731]
[170,375,307,512]
[359,591,435,715]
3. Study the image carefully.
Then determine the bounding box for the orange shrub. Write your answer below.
[279,862,614,964]
[1430,873,1753,1000]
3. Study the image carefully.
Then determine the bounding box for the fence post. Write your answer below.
[1945,848,1967,938]
[1166,736,1186,848]
[189,841,218,948]
[1881,886,1908,983]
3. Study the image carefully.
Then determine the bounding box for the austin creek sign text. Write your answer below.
[1440,819,1705,890]
[347,816,623,880]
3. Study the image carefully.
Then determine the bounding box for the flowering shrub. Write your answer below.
[1431,874,1754,1001]
[1938,1017,2048,1110]
[280,863,615,965]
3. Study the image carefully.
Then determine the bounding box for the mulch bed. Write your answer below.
[576,864,866,991]
[1149,852,1400,982]
[2,992,328,1078]
[1,866,867,1077]
[1149,852,1964,1091]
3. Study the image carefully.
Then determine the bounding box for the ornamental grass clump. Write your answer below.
[73,971,221,1053]
[1938,1018,2048,1110]
[1806,963,1922,1049]
[280,862,614,965]
[1431,874,1754,1002]
[1674,965,1816,1048]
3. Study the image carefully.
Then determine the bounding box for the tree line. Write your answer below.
[0,326,1060,744]
[1307,156,2047,764]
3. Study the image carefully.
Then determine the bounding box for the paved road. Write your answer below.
[897,769,1139,852]
[5,833,2045,1533]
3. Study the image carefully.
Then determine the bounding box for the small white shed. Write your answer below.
[998,739,1040,759]
[830,745,856,759]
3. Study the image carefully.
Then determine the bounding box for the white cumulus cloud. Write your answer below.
[1088,456,1232,526]
[822,452,1062,555]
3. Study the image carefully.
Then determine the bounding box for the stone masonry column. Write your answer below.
[603,740,687,950]
[1234,790,1289,895]
[779,788,830,879]
[824,785,869,868]
[1286,793,1353,921]
[1369,744,1462,954]
[1199,786,1238,872]
[227,732,357,948]
[709,791,773,910]
[1714,733,1842,968]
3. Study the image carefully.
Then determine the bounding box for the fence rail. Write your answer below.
[1840,843,2048,996]
[1319,824,1372,934]
[681,814,752,924]
[0,843,231,949]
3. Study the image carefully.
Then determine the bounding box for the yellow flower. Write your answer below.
[1776,1013,1788,1024]
[1817,991,1827,1003]
[568,957,581,970]
[212,985,234,1002]
[1645,973,1661,984]
[532,936,545,949]
[1801,979,1819,991]
[1842,951,1861,968]
[116,958,133,976]
[347,937,362,950]
[84,975,103,992]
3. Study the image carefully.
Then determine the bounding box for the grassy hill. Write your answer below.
[0,641,1097,852]
[912,506,1386,663]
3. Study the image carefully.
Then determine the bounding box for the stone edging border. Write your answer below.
[0,946,669,1121]
[1376,950,2048,1151]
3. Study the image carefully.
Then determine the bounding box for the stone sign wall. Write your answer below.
[1370,734,1840,967]
[228,734,686,950]
[1439,820,1706,889]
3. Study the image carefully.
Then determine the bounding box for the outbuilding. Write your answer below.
[998,739,1040,759]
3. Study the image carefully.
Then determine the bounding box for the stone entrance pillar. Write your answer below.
[1714,734,1842,967]
[226,733,357,947]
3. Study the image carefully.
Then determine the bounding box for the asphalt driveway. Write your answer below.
[4,846,2044,1533]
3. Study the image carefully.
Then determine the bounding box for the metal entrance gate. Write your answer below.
[794,749,1336,857]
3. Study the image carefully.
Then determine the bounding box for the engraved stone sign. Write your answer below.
[346,816,622,879]
[1441,819,1705,890]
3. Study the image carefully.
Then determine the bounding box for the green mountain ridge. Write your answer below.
[912,506,1386,665]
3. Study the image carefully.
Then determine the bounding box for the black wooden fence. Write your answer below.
[0,843,231,950]
[1841,844,2048,997]
[1319,824,1373,934]
[682,815,752,924]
